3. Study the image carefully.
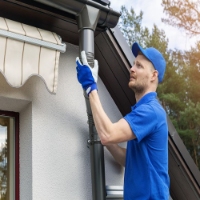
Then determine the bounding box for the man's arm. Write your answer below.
[106,144,126,167]
[76,51,135,144]
[89,90,135,145]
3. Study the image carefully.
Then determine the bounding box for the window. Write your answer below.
[0,111,19,200]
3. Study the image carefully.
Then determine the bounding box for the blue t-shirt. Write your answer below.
[123,92,170,200]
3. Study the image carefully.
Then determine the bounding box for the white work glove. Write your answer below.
[76,51,99,95]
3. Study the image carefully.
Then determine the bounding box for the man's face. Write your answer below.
[129,54,155,93]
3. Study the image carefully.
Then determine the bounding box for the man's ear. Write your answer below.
[151,70,158,82]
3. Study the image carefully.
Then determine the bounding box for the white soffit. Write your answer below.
[0,17,66,94]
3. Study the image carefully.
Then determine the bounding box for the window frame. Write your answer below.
[0,110,19,200]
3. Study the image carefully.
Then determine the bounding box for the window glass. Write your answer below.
[0,122,8,200]
[0,112,19,200]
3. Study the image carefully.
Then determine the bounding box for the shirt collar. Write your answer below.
[132,92,157,110]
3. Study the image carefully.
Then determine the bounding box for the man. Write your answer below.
[76,42,170,199]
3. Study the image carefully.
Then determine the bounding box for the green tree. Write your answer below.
[159,49,187,114]
[162,0,200,36]
[184,42,200,103]
[161,1,200,167]
[178,100,200,167]
[118,5,170,62]
[118,6,150,47]
[0,140,7,200]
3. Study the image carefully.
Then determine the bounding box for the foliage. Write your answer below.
[178,100,200,166]
[0,140,7,200]
[118,6,149,47]
[162,0,200,36]
[118,5,200,169]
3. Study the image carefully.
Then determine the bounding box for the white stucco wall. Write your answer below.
[0,43,125,200]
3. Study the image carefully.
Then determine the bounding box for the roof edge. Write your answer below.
[33,0,121,28]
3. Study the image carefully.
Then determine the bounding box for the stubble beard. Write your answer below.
[129,81,147,95]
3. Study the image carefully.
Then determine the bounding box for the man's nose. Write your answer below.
[130,65,135,73]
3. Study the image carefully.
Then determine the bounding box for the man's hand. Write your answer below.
[76,51,99,95]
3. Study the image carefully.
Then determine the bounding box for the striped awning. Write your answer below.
[0,17,66,94]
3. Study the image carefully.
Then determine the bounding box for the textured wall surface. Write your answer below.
[0,43,125,200]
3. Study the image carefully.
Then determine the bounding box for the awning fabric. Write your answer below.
[0,17,66,94]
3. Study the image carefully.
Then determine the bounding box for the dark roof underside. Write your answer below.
[1,0,200,199]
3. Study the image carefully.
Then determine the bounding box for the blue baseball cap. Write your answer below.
[132,42,166,83]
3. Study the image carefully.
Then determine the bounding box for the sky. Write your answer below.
[110,0,200,51]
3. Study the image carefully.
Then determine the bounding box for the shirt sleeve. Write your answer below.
[124,104,157,143]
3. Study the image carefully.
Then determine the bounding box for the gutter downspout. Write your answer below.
[77,6,106,200]
[33,1,121,199]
